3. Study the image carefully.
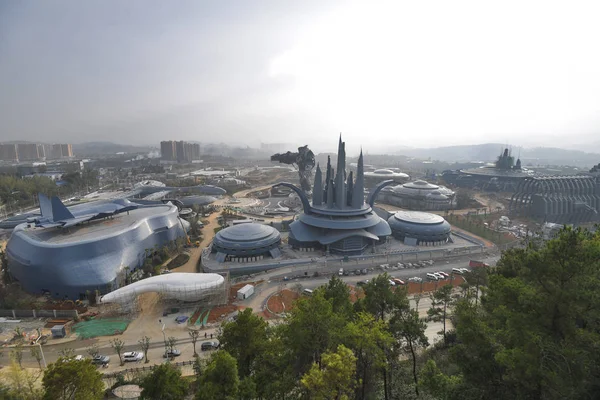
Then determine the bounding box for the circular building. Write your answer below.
[364,169,410,189]
[211,223,282,263]
[378,180,455,210]
[387,211,451,246]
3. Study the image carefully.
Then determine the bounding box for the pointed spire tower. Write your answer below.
[334,134,346,209]
[352,148,365,208]
[312,163,323,206]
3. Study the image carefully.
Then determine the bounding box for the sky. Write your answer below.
[1,0,600,153]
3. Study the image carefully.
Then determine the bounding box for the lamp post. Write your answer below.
[38,343,47,369]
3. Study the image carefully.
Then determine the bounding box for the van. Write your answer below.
[426,273,439,281]
[302,289,313,296]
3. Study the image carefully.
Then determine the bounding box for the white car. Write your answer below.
[460,268,469,274]
[408,277,422,283]
[123,351,144,362]
[388,279,396,286]
[437,271,450,278]
[426,273,439,281]
[338,268,344,276]
[452,268,464,275]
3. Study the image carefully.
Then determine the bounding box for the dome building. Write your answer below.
[387,211,451,246]
[364,169,410,188]
[378,180,455,210]
[273,136,395,255]
[211,223,282,263]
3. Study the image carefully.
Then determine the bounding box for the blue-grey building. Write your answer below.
[211,223,282,262]
[387,210,451,245]
[274,136,395,255]
[6,203,189,299]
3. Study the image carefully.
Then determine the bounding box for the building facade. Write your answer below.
[378,180,456,210]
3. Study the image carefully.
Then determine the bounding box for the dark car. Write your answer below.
[201,341,220,351]
[91,355,110,365]
[163,349,181,358]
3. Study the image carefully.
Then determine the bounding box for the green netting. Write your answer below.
[73,318,131,339]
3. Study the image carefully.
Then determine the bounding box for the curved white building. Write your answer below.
[378,180,456,210]
[99,273,225,304]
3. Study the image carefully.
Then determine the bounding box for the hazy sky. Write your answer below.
[2,0,600,152]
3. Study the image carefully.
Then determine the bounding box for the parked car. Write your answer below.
[302,288,313,296]
[357,280,367,286]
[338,268,344,276]
[362,269,368,275]
[91,355,110,365]
[123,352,144,362]
[460,268,469,274]
[452,268,464,275]
[392,278,406,285]
[433,272,445,280]
[388,279,396,286]
[163,349,181,358]
[437,271,450,278]
[426,273,439,281]
[201,341,220,351]
[408,277,422,283]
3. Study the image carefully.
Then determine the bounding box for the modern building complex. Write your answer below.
[509,175,600,224]
[442,148,532,191]
[211,223,282,262]
[387,211,452,245]
[276,137,394,255]
[6,201,190,299]
[378,180,456,211]
[161,140,201,163]
[364,169,410,188]
[0,142,73,162]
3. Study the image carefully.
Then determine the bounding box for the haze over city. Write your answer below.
[2,0,600,153]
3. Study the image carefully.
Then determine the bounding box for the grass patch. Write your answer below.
[166,253,190,270]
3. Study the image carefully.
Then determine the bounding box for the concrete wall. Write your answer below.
[0,309,79,318]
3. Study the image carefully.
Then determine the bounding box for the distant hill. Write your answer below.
[393,143,600,168]
[72,142,154,156]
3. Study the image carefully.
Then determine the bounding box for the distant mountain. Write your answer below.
[393,143,600,168]
[72,142,154,156]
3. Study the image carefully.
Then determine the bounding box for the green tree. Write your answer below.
[188,329,200,357]
[167,336,178,356]
[196,351,240,400]
[139,336,151,363]
[449,228,600,399]
[322,275,353,317]
[389,288,429,396]
[343,313,392,400]
[11,344,23,369]
[301,345,357,400]
[283,290,345,373]
[140,363,188,400]
[219,308,268,377]
[110,338,125,366]
[3,358,43,400]
[427,284,454,345]
[363,273,395,321]
[42,357,103,400]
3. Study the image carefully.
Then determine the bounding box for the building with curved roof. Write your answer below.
[378,180,456,210]
[387,211,451,245]
[273,136,394,255]
[99,273,225,304]
[6,203,189,299]
[211,223,282,262]
[364,169,409,188]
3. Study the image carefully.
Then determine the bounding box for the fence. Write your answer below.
[102,359,197,379]
[0,309,79,319]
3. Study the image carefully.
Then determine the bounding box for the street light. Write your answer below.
[38,343,47,369]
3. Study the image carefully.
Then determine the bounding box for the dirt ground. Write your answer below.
[207,305,238,323]
[266,289,299,314]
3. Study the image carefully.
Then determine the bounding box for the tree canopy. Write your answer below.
[41,357,104,400]
[140,363,188,400]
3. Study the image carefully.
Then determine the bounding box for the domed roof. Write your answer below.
[391,210,445,225]
[426,190,449,200]
[217,223,279,243]
[402,180,439,190]
[373,169,394,174]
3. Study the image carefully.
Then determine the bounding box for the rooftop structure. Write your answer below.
[211,223,282,262]
[378,180,456,211]
[509,175,600,224]
[387,211,452,245]
[6,203,189,299]
[364,169,410,188]
[274,136,395,255]
[442,147,533,191]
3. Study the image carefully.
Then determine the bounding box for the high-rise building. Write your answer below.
[60,144,73,158]
[160,141,177,160]
[17,143,40,161]
[0,144,18,162]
